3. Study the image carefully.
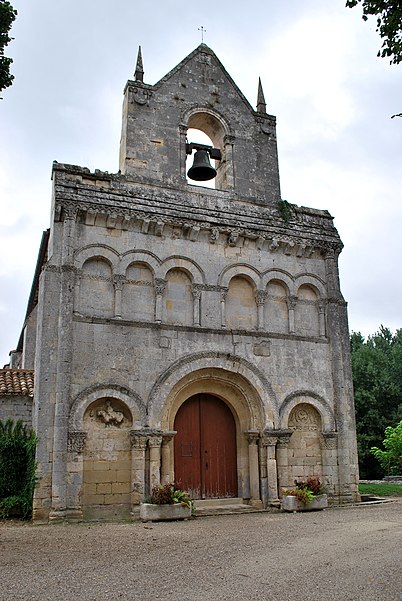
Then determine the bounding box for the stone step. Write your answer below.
[193,498,262,517]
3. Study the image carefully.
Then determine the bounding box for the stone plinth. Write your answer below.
[140,503,191,522]
[281,494,328,512]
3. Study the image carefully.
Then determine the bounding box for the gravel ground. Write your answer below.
[0,501,401,601]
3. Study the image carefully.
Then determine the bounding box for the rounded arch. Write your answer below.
[69,384,147,431]
[181,106,233,147]
[279,391,336,432]
[294,274,327,299]
[147,351,279,430]
[120,250,161,275]
[219,263,261,289]
[157,255,205,284]
[261,269,294,295]
[74,245,119,271]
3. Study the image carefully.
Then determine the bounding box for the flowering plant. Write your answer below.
[282,477,323,505]
[148,482,193,510]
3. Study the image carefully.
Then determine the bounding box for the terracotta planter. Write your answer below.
[281,494,328,512]
[140,503,192,522]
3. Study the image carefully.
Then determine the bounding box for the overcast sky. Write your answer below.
[1,0,401,366]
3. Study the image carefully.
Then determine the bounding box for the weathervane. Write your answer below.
[198,26,206,43]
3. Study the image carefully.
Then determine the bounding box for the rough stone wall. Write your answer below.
[0,395,32,427]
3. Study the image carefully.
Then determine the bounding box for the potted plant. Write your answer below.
[140,482,193,522]
[281,477,328,512]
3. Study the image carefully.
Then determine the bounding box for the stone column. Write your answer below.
[154,278,166,323]
[276,430,293,495]
[262,433,279,504]
[161,431,177,484]
[220,287,228,328]
[318,300,326,338]
[130,431,148,505]
[321,431,339,498]
[179,123,188,182]
[255,290,267,331]
[220,134,235,190]
[50,207,78,522]
[245,431,262,508]
[288,295,297,334]
[113,274,125,319]
[148,433,163,490]
[65,431,87,521]
[73,271,82,313]
[191,285,201,327]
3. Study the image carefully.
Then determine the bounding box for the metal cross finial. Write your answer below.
[198,26,206,43]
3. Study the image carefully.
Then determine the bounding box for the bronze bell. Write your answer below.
[187,149,217,181]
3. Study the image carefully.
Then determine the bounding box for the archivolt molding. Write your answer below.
[156,255,206,284]
[181,105,233,141]
[120,250,161,275]
[279,390,336,432]
[69,384,147,431]
[261,269,294,295]
[74,245,120,271]
[218,263,262,289]
[294,274,327,298]
[147,351,279,429]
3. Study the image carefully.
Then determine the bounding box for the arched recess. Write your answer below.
[147,351,278,429]
[123,261,155,322]
[265,279,289,334]
[81,396,133,519]
[286,403,323,483]
[74,245,120,271]
[295,284,320,337]
[182,106,234,190]
[225,275,257,330]
[279,391,335,432]
[120,250,161,275]
[69,385,147,431]
[78,256,114,317]
[163,268,193,325]
[157,256,205,284]
[219,263,261,289]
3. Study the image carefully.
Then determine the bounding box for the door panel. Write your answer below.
[174,394,237,499]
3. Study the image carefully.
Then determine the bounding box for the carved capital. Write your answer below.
[148,434,163,448]
[113,274,126,291]
[162,430,177,445]
[67,431,87,454]
[255,289,267,306]
[321,431,338,450]
[275,429,293,448]
[130,430,148,450]
[154,278,167,296]
[245,430,260,445]
[191,284,202,300]
[220,287,228,302]
[261,431,278,447]
[287,295,298,310]
[224,134,236,145]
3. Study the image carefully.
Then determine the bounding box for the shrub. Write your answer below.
[0,419,37,519]
[149,482,193,509]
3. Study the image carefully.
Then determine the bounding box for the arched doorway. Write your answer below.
[174,394,237,499]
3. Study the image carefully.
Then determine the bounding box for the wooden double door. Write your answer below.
[174,394,237,499]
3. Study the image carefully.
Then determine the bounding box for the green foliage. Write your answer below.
[149,482,193,509]
[0,0,17,95]
[351,326,402,478]
[278,199,292,223]
[371,420,402,475]
[0,419,37,519]
[346,1,402,64]
[359,482,402,496]
[283,477,322,504]
[294,477,323,495]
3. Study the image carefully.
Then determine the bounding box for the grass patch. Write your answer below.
[359,483,402,497]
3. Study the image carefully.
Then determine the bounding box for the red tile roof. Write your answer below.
[0,369,34,397]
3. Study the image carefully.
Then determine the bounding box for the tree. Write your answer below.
[0,0,17,96]
[351,326,402,478]
[346,1,402,65]
[371,420,402,475]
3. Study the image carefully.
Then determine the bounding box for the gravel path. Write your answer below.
[1,501,401,601]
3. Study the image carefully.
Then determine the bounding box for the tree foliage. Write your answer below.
[351,326,402,478]
[0,0,17,95]
[0,419,37,518]
[371,420,402,475]
[346,1,402,64]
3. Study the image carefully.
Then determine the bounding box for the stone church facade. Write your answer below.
[10,44,359,522]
